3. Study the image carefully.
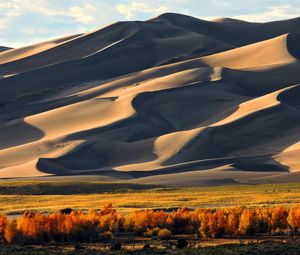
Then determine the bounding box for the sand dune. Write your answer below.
[0,46,12,53]
[1,13,300,186]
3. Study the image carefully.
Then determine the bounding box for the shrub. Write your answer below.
[60,208,73,214]
[100,231,114,241]
[145,227,160,237]
[176,238,188,248]
[111,242,122,250]
[143,244,151,249]
[157,228,172,240]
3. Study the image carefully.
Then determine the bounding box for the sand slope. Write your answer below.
[0,46,12,53]
[1,13,300,186]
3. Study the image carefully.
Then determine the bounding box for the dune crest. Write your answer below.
[1,13,300,185]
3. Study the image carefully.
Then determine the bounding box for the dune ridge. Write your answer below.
[1,13,300,186]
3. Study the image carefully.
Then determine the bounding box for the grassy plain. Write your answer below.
[1,241,300,255]
[0,181,300,215]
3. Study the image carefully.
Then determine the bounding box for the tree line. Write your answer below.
[0,204,299,244]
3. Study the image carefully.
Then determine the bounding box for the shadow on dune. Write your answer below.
[5,72,300,178]
[286,32,300,60]
[221,61,300,96]
[155,13,300,47]
[34,82,300,176]
[35,157,132,178]
[0,119,44,150]
[33,80,241,176]
[0,22,140,74]
[163,86,300,173]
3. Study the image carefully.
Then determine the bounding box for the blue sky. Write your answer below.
[1,0,300,47]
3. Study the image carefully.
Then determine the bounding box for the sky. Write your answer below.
[1,0,300,47]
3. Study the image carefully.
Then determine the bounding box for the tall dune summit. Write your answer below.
[1,13,300,186]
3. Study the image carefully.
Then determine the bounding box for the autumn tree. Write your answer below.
[288,207,300,235]
[5,219,20,244]
[199,211,211,238]
[226,210,239,236]
[271,206,288,232]
[238,209,255,235]
[1,204,299,244]
[0,215,7,243]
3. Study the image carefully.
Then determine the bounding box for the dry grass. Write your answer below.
[1,241,300,255]
[0,182,300,215]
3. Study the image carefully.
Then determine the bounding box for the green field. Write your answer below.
[0,181,300,215]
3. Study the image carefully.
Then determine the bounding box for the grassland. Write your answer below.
[1,241,300,255]
[0,181,300,215]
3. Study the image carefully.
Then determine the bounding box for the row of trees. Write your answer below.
[0,204,299,244]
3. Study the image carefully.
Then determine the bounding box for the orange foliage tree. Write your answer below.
[1,205,300,244]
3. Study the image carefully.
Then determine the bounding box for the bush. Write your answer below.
[60,208,73,214]
[111,242,122,250]
[176,238,188,248]
[100,231,114,241]
[145,227,160,237]
[74,243,84,250]
[157,228,172,240]
[143,244,150,249]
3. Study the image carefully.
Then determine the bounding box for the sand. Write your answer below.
[0,13,300,186]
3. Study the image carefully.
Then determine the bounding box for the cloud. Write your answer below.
[69,5,100,25]
[0,0,299,47]
[231,5,300,22]
[115,2,168,19]
[0,0,115,46]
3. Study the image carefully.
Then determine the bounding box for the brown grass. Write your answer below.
[0,182,300,215]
